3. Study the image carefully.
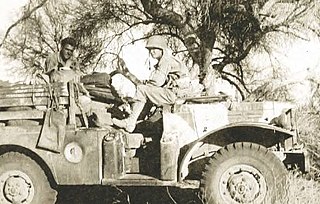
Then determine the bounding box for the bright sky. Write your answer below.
[120,34,151,80]
[0,0,28,82]
[0,0,28,32]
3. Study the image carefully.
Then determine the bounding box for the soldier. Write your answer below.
[46,38,77,78]
[112,35,190,132]
[45,37,90,96]
[44,37,93,126]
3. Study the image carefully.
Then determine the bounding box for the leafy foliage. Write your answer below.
[0,0,319,99]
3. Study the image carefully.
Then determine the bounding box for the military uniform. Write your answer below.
[45,51,93,122]
[45,52,80,72]
[113,35,190,132]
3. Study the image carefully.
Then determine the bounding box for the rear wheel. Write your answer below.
[0,152,57,204]
[200,142,288,204]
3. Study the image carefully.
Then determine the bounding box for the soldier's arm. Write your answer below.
[45,54,58,75]
[148,63,170,87]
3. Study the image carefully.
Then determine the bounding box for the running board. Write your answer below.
[101,174,199,189]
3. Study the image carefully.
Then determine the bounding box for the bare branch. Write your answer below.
[0,0,48,48]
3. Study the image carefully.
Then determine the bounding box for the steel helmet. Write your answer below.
[145,35,168,50]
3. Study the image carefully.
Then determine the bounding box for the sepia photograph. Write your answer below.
[0,0,319,203]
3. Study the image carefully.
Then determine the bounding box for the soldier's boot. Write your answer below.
[112,101,145,132]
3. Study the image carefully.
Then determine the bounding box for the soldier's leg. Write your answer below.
[112,84,176,132]
[135,84,177,105]
[112,101,145,132]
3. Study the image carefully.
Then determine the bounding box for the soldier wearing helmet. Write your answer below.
[112,35,190,132]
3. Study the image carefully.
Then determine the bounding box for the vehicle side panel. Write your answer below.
[0,125,106,185]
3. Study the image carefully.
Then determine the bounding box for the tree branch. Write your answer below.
[0,0,48,48]
[140,0,185,27]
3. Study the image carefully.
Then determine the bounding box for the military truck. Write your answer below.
[0,79,309,204]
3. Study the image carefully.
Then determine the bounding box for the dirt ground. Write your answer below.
[56,186,202,204]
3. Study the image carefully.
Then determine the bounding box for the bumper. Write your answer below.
[283,149,310,173]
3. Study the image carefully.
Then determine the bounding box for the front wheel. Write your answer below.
[200,142,288,204]
[0,152,57,204]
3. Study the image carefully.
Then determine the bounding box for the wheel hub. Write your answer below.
[0,171,34,204]
[220,165,267,204]
[227,171,260,202]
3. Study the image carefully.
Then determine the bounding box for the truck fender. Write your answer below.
[0,144,57,187]
[178,122,295,180]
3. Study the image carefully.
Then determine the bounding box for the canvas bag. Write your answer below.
[37,107,66,153]
[37,82,67,153]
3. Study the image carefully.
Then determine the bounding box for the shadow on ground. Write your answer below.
[56,186,202,204]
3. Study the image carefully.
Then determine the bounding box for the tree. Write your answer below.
[1,0,75,79]
[1,0,318,100]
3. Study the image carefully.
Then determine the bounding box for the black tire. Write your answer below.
[0,152,57,204]
[200,142,288,204]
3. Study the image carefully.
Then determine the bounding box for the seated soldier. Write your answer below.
[44,37,97,126]
[112,35,190,132]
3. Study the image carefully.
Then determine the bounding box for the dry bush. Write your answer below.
[274,106,320,204]
[276,106,320,204]
[275,171,320,204]
[295,107,320,180]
